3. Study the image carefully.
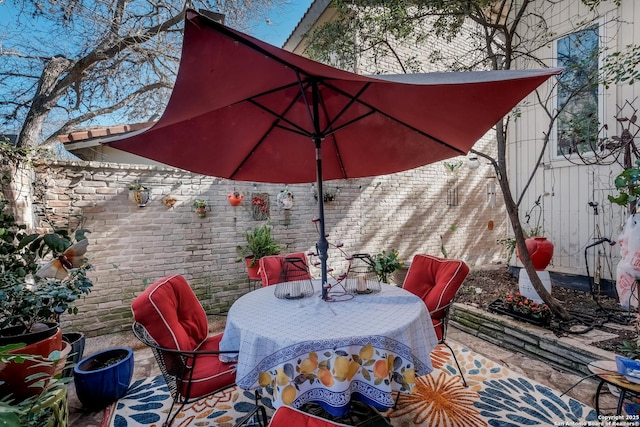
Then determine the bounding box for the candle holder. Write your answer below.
[274,257,314,299]
[344,253,381,294]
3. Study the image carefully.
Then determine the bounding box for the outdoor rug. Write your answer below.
[106,343,598,427]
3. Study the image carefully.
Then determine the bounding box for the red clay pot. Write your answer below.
[228,192,243,206]
[0,327,62,402]
[517,236,554,270]
[245,256,260,280]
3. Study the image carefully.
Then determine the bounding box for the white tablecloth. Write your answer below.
[219,281,438,416]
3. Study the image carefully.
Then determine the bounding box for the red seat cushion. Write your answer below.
[269,406,350,427]
[132,275,208,351]
[180,333,236,398]
[402,255,469,340]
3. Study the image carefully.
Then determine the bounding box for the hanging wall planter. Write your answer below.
[128,182,151,207]
[228,191,243,206]
[276,189,294,209]
[193,199,208,218]
[313,187,337,202]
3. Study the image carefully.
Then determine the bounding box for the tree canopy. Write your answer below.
[0,0,279,148]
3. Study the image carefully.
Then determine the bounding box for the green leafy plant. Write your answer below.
[371,249,403,283]
[608,158,640,213]
[236,224,284,267]
[618,338,640,360]
[503,292,551,322]
[192,198,207,209]
[0,201,92,332]
[0,343,72,424]
[128,181,149,191]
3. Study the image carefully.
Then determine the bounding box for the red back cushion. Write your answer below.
[403,254,470,323]
[131,275,208,351]
[259,255,285,287]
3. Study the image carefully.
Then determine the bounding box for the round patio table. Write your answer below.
[219,280,438,417]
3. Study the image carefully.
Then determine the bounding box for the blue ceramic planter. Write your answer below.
[73,347,134,410]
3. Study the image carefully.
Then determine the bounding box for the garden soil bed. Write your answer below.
[458,266,637,353]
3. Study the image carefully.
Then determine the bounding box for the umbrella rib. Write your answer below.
[247,98,312,137]
[319,82,372,136]
[322,80,466,155]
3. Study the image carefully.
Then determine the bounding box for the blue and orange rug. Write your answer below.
[107,343,597,426]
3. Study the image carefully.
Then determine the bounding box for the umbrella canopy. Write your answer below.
[105,9,560,299]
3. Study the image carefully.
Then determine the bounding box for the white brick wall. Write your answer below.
[30,149,505,337]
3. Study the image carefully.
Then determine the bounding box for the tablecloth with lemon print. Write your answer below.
[219,281,438,417]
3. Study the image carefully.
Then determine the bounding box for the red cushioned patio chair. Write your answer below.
[131,274,267,426]
[259,252,311,287]
[402,254,470,387]
[269,406,352,427]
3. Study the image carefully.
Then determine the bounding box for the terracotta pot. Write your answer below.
[245,256,260,280]
[196,207,206,218]
[0,326,62,402]
[517,236,554,270]
[228,192,243,206]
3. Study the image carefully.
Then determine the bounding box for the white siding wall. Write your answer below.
[512,0,639,279]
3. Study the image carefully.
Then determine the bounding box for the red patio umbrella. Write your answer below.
[105,9,561,299]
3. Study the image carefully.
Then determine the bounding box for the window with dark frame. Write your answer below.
[556,26,600,157]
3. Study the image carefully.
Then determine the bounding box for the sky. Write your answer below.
[248,0,313,47]
[0,1,313,48]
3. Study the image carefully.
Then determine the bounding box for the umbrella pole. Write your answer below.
[315,139,330,300]
[310,80,330,301]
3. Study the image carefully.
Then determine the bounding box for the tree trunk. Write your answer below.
[18,56,71,148]
[494,121,571,321]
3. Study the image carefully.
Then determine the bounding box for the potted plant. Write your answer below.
[193,198,208,218]
[236,224,284,279]
[128,181,151,207]
[0,201,93,401]
[371,249,403,283]
[0,343,72,426]
[73,347,134,410]
[499,292,552,326]
[313,187,337,202]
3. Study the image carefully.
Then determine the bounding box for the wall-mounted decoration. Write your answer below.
[162,196,177,209]
[228,191,243,206]
[251,193,270,221]
[276,189,294,210]
[193,199,208,218]
[443,160,463,178]
[128,182,151,207]
[313,186,338,202]
[447,186,459,207]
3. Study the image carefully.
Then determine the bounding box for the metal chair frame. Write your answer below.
[132,322,267,427]
[430,299,467,387]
